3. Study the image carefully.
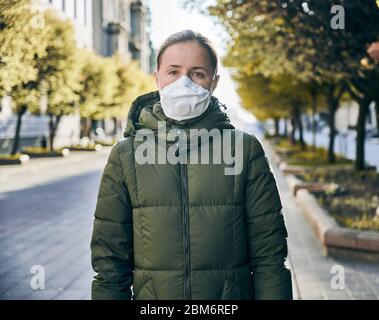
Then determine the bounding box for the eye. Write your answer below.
[168,70,178,76]
[192,72,205,78]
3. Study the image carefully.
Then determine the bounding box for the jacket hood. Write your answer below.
[123,91,234,138]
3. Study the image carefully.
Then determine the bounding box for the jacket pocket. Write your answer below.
[135,279,157,300]
[221,278,253,300]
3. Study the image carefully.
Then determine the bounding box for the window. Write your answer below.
[65,0,75,19]
[74,0,77,19]
[51,0,63,11]
[84,0,87,25]
[76,0,85,25]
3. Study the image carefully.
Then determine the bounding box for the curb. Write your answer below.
[0,154,30,166]
[262,138,379,262]
[279,162,309,175]
[23,150,70,158]
[293,180,379,262]
[295,188,338,246]
[262,138,308,175]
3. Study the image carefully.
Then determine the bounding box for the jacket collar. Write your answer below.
[124,91,234,138]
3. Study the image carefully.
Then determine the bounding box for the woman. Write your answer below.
[90,30,293,300]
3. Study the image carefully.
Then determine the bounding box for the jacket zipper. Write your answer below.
[181,163,191,300]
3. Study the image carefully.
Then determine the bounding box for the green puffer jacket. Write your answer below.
[90,91,292,300]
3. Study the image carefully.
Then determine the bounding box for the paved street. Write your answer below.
[0,149,111,299]
[0,135,378,300]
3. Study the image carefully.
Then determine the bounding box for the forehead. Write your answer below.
[159,41,212,70]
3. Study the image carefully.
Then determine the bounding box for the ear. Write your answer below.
[153,70,160,90]
[211,74,220,94]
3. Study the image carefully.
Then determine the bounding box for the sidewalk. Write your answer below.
[261,136,379,300]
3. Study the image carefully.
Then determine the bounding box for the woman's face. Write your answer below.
[154,40,220,92]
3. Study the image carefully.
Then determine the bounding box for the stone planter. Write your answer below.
[68,144,103,152]
[289,175,379,262]
[23,148,70,158]
[0,154,30,165]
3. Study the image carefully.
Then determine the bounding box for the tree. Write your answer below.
[106,57,156,135]
[233,73,288,136]
[346,67,379,170]
[1,0,50,155]
[0,0,48,95]
[35,11,81,151]
[10,83,42,155]
[76,51,119,138]
[184,0,379,168]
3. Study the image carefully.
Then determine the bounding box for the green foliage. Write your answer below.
[105,57,157,120]
[269,135,351,166]
[39,11,81,116]
[0,0,49,99]
[292,155,379,231]
[1,0,157,133]
[76,50,118,119]
[183,0,379,168]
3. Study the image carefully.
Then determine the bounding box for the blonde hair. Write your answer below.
[156,30,219,75]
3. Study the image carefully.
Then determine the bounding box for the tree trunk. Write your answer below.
[327,103,337,164]
[290,116,296,145]
[48,113,63,152]
[86,117,93,138]
[80,117,86,139]
[91,119,98,136]
[293,105,305,150]
[11,105,27,156]
[274,117,280,137]
[310,88,318,151]
[113,117,118,136]
[355,98,371,170]
[81,117,93,138]
[283,118,288,137]
[326,86,339,164]
[375,99,379,136]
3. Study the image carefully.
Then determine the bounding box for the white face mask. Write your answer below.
[158,75,214,121]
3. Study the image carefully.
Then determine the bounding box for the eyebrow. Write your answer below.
[166,65,209,72]
[191,67,209,72]
[166,64,181,69]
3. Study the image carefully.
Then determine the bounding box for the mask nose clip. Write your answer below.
[158,75,212,122]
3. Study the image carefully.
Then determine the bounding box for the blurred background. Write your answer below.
[0,0,378,300]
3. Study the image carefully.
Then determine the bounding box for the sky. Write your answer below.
[148,0,257,126]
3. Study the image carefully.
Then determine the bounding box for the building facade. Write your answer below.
[43,0,94,50]
[92,0,153,73]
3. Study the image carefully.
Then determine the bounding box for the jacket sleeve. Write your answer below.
[245,135,293,300]
[90,142,134,300]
